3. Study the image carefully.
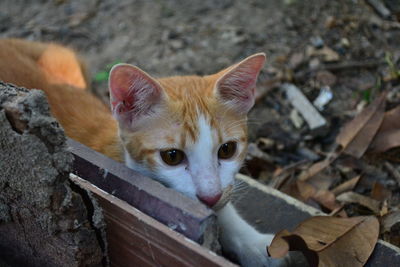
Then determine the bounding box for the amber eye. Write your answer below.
[218,141,237,159]
[160,149,185,166]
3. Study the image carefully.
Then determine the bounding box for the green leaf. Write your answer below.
[94,71,109,82]
[93,60,123,83]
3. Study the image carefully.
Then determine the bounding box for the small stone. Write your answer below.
[310,36,324,49]
[325,16,337,28]
[309,58,320,69]
[340,38,350,47]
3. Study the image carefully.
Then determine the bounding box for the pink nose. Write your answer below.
[197,193,222,207]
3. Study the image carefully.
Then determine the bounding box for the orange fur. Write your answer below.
[0,39,121,161]
[37,44,87,89]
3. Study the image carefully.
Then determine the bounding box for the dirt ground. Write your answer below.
[1,0,400,249]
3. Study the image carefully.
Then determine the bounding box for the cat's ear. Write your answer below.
[109,64,164,129]
[215,53,266,114]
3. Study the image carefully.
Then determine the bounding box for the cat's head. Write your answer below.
[108,53,266,209]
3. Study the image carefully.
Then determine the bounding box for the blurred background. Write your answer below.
[1,0,399,247]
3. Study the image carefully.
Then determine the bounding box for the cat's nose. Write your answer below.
[197,193,222,207]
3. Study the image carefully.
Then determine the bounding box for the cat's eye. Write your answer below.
[160,149,185,166]
[218,141,237,159]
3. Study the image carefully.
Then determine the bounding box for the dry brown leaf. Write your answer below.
[336,92,387,158]
[337,192,381,214]
[328,206,347,217]
[307,173,337,191]
[296,181,341,211]
[370,106,400,153]
[313,190,343,212]
[298,157,335,181]
[317,216,379,266]
[296,180,317,200]
[371,182,392,201]
[268,216,379,267]
[331,175,361,196]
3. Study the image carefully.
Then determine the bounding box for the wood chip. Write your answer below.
[283,83,327,130]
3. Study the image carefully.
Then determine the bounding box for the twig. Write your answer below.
[294,60,383,80]
[365,0,391,19]
[384,162,400,186]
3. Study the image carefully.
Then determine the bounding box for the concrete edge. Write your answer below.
[378,240,400,254]
[236,173,400,256]
[236,173,323,216]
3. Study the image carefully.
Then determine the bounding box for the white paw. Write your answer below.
[236,233,287,267]
[221,231,288,267]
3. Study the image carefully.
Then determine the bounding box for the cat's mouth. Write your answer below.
[210,185,233,211]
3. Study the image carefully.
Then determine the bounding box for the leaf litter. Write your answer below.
[249,88,400,263]
[239,3,400,261]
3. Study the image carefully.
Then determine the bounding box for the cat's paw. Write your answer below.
[237,233,287,267]
[222,232,288,267]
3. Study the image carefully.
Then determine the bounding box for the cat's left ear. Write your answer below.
[215,53,266,114]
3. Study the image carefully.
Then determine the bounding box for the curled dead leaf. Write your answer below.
[296,181,342,212]
[381,210,400,247]
[331,175,361,196]
[370,106,400,153]
[268,216,379,267]
[336,92,387,158]
[337,191,381,214]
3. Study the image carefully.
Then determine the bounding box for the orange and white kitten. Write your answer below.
[0,39,286,267]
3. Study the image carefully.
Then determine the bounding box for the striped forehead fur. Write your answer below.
[158,75,217,144]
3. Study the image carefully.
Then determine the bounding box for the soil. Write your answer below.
[1,0,399,248]
[0,0,398,132]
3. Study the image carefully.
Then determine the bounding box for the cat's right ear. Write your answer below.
[214,53,266,115]
[109,64,164,129]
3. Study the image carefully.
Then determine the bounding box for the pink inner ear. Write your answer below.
[109,66,135,113]
[109,64,163,126]
[216,54,266,113]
